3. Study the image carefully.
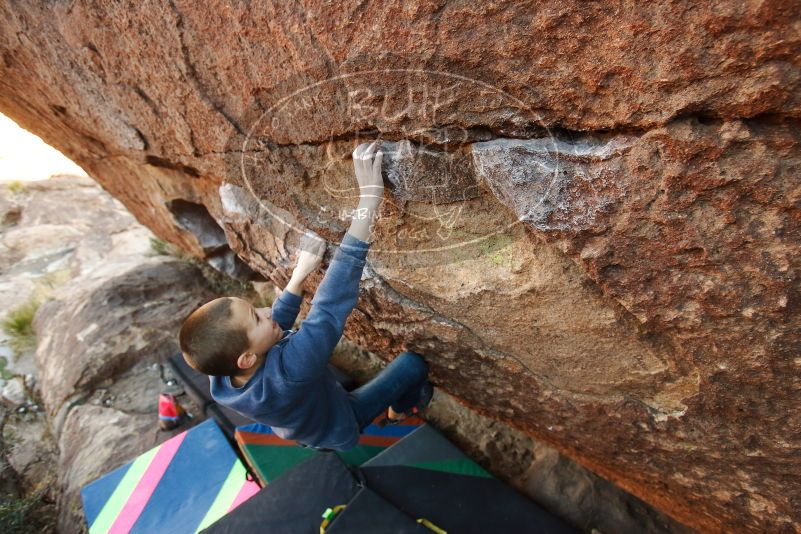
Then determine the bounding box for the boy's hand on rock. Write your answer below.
[352,140,384,208]
[293,231,326,279]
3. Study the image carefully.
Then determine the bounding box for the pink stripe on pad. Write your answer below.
[108,432,187,534]
[227,479,260,512]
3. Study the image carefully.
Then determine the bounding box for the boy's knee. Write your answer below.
[397,351,429,378]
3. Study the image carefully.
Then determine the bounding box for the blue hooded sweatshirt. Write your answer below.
[209,231,370,451]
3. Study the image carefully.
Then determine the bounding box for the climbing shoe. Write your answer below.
[377,381,434,428]
[410,380,434,416]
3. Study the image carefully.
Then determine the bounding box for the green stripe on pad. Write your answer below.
[243,445,316,483]
[194,461,244,533]
[241,443,391,486]
[89,446,159,534]
[410,459,493,478]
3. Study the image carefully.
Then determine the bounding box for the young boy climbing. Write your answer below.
[179,140,433,451]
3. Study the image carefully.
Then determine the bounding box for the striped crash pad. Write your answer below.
[234,412,423,484]
[81,419,260,534]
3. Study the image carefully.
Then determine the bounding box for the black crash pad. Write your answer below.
[325,486,431,534]
[361,465,576,534]
[201,452,362,534]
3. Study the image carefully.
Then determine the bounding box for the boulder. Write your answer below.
[55,363,193,534]
[1,3,799,531]
[33,256,214,433]
[0,178,219,532]
[0,176,165,533]
[1,407,58,496]
[57,405,155,533]
[1,376,28,405]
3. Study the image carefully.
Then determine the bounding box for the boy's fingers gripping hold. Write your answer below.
[353,142,374,185]
[373,149,383,176]
[300,231,326,256]
[364,139,379,159]
[354,140,379,161]
[353,141,370,161]
[352,139,384,207]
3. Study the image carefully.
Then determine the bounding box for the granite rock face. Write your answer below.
[1,2,800,531]
[33,256,214,432]
[0,178,218,532]
[55,366,191,533]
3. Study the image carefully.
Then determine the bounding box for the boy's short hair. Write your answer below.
[179,298,249,377]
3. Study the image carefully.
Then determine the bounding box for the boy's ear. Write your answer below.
[236,351,258,370]
[182,352,202,373]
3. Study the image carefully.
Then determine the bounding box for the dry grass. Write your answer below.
[1,299,38,355]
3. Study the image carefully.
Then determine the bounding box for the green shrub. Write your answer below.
[193,260,253,297]
[1,299,39,355]
[150,237,266,300]
[252,291,275,308]
[149,237,177,257]
[5,181,26,195]
[0,357,13,380]
[0,490,54,534]
[149,237,168,255]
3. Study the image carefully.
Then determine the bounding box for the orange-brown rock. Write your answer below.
[1,2,799,532]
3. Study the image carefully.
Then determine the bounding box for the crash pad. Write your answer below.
[201,452,361,534]
[235,412,422,484]
[81,419,259,534]
[324,486,432,534]
[360,424,577,534]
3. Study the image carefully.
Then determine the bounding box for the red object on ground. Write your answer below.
[158,393,185,430]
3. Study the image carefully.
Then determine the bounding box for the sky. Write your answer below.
[0,112,88,182]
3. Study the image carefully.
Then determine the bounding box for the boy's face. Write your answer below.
[229,297,283,356]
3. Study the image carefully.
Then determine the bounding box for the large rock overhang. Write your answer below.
[1,3,799,531]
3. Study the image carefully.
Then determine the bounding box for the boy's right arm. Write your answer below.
[279,141,384,383]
